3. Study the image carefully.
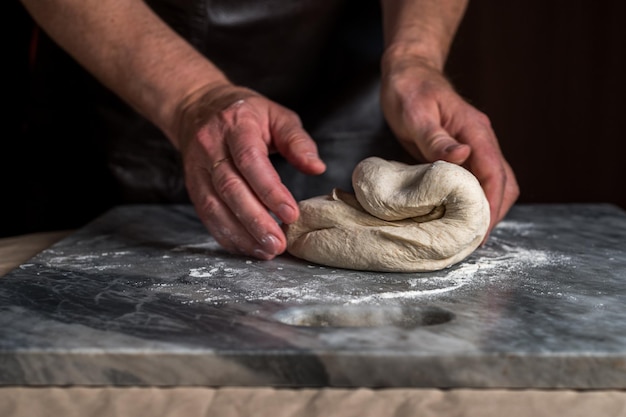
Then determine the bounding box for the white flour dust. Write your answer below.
[346,244,559,304]
[35,219,570,306]
[154,219,571,305]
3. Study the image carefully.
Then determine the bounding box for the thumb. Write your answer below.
[416,128,471,164]
[271,108,326,175]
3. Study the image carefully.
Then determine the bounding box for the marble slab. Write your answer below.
[0,204,625,388]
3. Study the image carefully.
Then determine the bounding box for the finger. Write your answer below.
[415,127,472,164]
[226,121,302,225]
[187,167,277,259]
[473,157,505,233]
[498,160,520,223]
[481,163,519,246]
[210,154,288,256]
[480,163,507,242]
[457,121,509,241]
[403,101,471,164]
[269,106,326,175]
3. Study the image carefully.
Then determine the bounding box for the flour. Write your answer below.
[153,222,571,306]
[343,242,567,304]
[36,219,571,307]
[172,241,222,252]
[493,219,536,236]
[188,267,221,278]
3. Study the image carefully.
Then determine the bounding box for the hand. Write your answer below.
[380,55,520,238]
[174,84,326,259]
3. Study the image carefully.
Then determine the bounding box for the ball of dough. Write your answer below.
[283,157,490,272]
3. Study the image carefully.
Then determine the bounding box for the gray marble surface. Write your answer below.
[0,204,625,388]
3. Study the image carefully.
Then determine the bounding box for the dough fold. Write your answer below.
[283,157,490,272]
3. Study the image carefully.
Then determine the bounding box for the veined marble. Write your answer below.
[0,204,625,388]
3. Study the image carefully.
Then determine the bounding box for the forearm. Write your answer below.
[379,0,519,235]
[20,0,229,146]
[380,0,469,70]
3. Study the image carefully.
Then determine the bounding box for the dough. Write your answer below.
[283,157,490,272]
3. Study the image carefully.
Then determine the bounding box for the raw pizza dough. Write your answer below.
[283,157,490,272]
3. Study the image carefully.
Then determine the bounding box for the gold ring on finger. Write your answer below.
[211,157,231,171]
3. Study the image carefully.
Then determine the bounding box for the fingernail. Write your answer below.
[261,234,281,254]
[277,203,297,223]
[445,144,464,154]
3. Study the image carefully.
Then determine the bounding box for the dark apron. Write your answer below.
[20,0,412,233]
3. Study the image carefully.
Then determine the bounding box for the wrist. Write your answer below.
[381,42,445,79]
[380,0,469,74]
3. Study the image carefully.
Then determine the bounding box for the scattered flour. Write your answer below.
[36,220,572,306]
[153,229,571,306]
[344,243,565,304]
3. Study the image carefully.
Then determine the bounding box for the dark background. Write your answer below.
[445,1,626,209]
[5,1,626,237]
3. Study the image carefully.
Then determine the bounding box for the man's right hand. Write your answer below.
[174,84,326,259]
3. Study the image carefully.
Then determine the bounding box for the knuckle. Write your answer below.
[232,146,262,167]
[287,111,303,126]
[426,132,450,146]
[418,132,451,158]
[197,196,222,221]
[275,104,301,123]
[282,130,309,149]
[215,175,245,202]
[474,110,492,128]
[509,178,521,200]
[258,184,284,205]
